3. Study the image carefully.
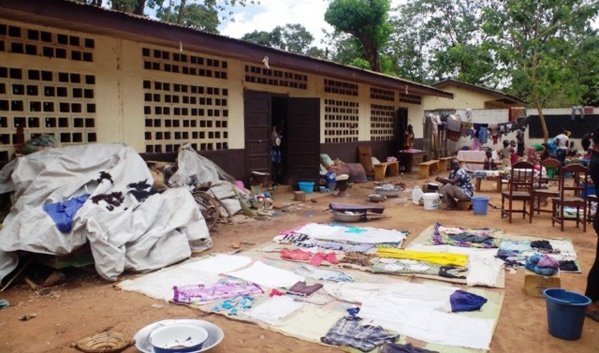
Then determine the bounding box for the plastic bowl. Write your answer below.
[368,194,386,202]
[374,186,400,198]
[149,324,209,353]
[332,211,365,222]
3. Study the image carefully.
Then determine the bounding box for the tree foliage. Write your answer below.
[156,1,220,32]
[324,0,392,72]
[241,24,326,57]
[74,0,254,25]
[387,0,494,85]
[483,0,599,140]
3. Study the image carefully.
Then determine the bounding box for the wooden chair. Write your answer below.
[533,158,561,214]
[501,161,535,223]
[551,163,588,232]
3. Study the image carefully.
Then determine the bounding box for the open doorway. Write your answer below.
[244,90,320,187]
[271,96,287,185]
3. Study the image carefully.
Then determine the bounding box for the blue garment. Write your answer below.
[449,290,488,312]
[43,194,90,233]
[478,127,488,144]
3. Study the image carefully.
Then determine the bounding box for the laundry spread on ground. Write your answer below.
[118,223,506,352]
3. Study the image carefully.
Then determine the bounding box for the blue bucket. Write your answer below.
[298,181,315,194]
[471,196,490,215]
[581,184,595,198]
[543,288,591,340]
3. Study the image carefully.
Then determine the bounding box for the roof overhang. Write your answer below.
[433,79,524,105]
[0,0,453,99]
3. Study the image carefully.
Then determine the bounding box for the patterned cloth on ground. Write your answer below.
[321,317,398,352]
[380,342,440,353]
[431,223,500,248]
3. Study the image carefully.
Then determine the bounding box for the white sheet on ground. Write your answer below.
[118,259,220,301]
[0,143,211,282]
[273,304,345,341]
[244,296,305,325]
[226,261,304,288]
[289,223,407,244]
[188,254,252,275]
[360,292,494,349]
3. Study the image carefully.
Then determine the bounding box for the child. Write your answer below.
[526,146,539,165]
[510,140,519,165]
[499,140,511,168]
[483,148,498,170]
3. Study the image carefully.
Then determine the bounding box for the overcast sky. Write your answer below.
[218,0,407,47]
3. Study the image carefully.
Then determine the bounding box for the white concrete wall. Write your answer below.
[0,17,428,158]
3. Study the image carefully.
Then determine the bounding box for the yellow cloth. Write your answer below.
[377,248,468,267]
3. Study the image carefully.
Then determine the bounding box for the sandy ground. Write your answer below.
[1,172,599,353]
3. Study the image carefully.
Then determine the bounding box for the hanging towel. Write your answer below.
[447,118,461,132]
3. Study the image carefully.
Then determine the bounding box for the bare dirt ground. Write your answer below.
[1,172,599,353]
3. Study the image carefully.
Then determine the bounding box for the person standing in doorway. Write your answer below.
[435,159,474,210]
[516,126,526,157]
[271,125,282,184]
[585,128,599,321]
[404,124,415,150]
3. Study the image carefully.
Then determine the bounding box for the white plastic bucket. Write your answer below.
[423,192,439,211]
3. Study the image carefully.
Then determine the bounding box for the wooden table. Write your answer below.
[398,150,425,173]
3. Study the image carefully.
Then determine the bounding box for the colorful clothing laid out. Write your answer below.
[321,317,399,352]
[431,224,500,248]
[211,295,255,315]
[377,248,468,267]
[173,280,263,303]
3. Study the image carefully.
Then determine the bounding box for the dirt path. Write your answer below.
[1,174,598,353]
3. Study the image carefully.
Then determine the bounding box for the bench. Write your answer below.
[474,175,505,192]
[374,161,400,181]
[418,160,440,179]
[438,156,454,171]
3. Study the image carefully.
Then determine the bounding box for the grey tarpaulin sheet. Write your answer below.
[0,143,211,282]
[168,143,243,215]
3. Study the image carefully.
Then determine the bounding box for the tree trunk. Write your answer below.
[134,0,146,15]
[177,0,187,24]
[362,42,381,72]
[535,100,548,143]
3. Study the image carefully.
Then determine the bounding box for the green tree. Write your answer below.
[73,0,254,23]
[156,2,220,32]
[241,24,326,57]
[388,0,493,85]
[324,0,392,72]
[483,0,599,141]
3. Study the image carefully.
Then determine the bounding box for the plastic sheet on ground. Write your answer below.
[168,144,242,215]
[0,143,211,282]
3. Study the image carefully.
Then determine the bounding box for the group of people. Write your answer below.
[433,125,599,323]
